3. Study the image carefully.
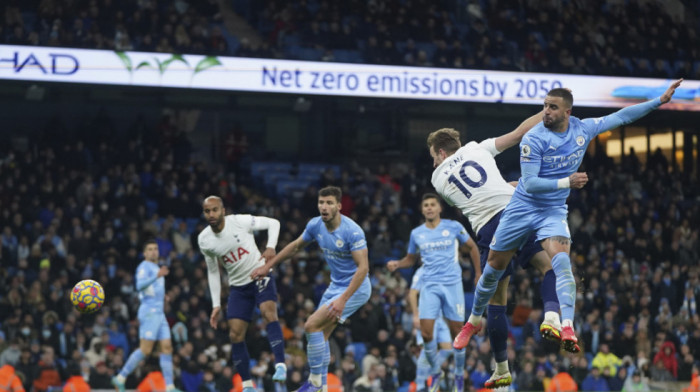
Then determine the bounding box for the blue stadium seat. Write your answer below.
[298,47,324,61]
[395,41,408,53]
[693,60,700,75]
[276,179,311,197]
[145,199,159,217]
[283,33,302,47]
[333,50,363,63]
[214,23,240,54]
[660,60,674,77]
[622,58,634,74]
[22,12,37,32]
[186,218,200,234]
[283,45,303,59]
[346,342,368,361]
[299,163,340,177]
[296,171,321,184]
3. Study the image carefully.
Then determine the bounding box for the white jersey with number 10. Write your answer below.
[431,138,515,233]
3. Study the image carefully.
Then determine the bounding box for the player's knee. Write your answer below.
[420,329,433,342]
[303,319,316,332]
[160,343,173,354]
[487,253,509,270]
[228,329,245,343]
[261,308,278,323]
[139,345,153,356]
[536,264,552,275]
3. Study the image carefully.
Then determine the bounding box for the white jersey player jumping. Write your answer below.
[427,112,562,389]
[197,196,287,392]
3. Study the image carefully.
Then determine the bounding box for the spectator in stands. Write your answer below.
[623,370,650,392]
[607,366,628,391]
[653,341,679,379]
[0,361,25,392]
[582,366,610,392]
[62,364,90,392]
[32,346,64,392]
[593,343,623,376]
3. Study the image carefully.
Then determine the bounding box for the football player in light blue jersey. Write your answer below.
[455,79,683,354]
[409,265,455,392]
[113,240,181,392]
[387,193,480,392]
[251,186,371,392]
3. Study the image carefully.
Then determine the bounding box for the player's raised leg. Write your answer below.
[454,249,514,349]
[528,250,562,342]
[482,279,513,389]
[541,235,579,353]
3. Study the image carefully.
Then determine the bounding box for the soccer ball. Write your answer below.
[71,280,105,314]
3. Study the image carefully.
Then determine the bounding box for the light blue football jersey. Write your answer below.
[302,215,368,286]
[136,261,165,311]
[407,219,468,286]
[515,98,662,206]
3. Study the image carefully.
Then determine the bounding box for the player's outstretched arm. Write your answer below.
[386,253,418,272]
[494,110,544,152]
[327,248,370,320]
[590,79,683,135]
[250,235,311,280]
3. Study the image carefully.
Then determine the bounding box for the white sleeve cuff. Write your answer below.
[479,138,501,157]
[557,178,570,189]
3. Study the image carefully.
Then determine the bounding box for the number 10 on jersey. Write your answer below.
[448,161,488,199]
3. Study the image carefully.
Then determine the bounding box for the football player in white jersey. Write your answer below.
[197,196,286,392]
[427,112,562,389]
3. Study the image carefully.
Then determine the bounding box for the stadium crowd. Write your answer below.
[1,0,227,55]
[0,109,699,392]
[3,0,700,79]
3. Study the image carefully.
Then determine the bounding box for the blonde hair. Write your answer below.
[426,128,461,154]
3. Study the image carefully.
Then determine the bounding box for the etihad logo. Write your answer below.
[115,51,222,82]
[543,150,584,169]
[421,239,454,251]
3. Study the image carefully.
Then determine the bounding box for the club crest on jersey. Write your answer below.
[442,230,450,237]
[521,145,531,156]
[336,239,344,248]
[576,136,585,146]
